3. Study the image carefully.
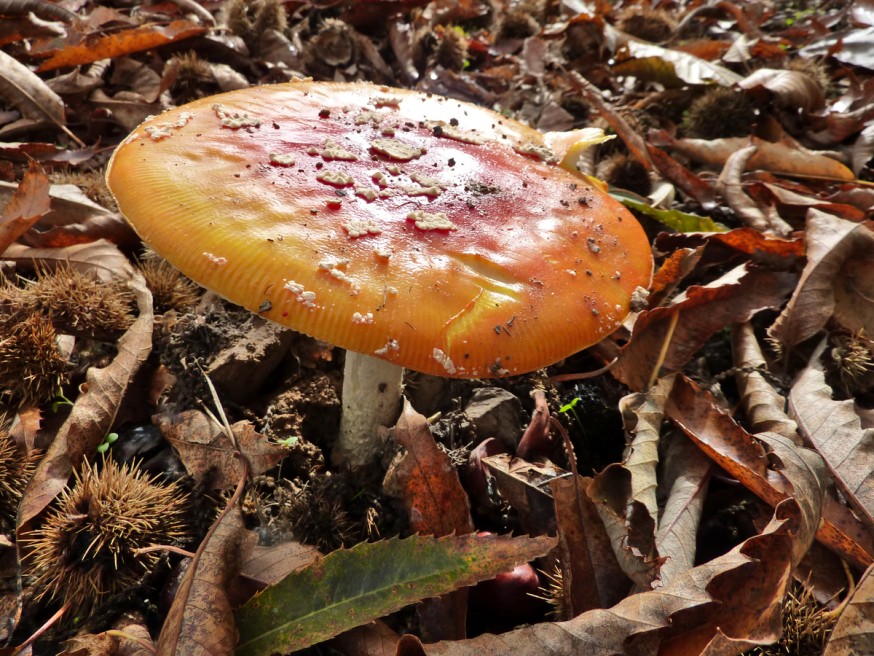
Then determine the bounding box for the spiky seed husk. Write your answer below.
[167,52,216,103]
[309,19,356,68]
[0,426,39,528]
[436,26,469,71]
[26,459,189,609]
[137,256,201,314]
[685,87,756,139]
[226,0,287,52]
[0,313,68,405]
[617,7,677,43]
[19,266,134,339]
[597,152,652,196]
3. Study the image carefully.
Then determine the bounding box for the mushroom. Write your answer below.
[105,80,653,467]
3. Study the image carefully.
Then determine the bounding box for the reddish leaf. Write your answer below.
[0,160,50,254]
[612,264,797,391]
[36,21,207,72]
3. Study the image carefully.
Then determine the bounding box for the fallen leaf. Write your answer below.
[770,210,874,348]
[823,562,874,655]
[617,40,743,86]
[0,50,65,125]
[482,454,560,536]
[156,409,289,491]
[655,430,711,588]
[551,475,630,615]
[612,264,797,391]
[654,133,856,181]
[0,160,50,253]
[235,534,556,656]
[16,271,152,535]
[1,239,134,283]
[738,68,826,113]
[35,21,207,72]
[789,340,874,526]
[416,427,824,654]
[157,492,257,656]
[654,227,806,263]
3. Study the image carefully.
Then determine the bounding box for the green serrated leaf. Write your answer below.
[235,533,555,655]
[613,191,728,233]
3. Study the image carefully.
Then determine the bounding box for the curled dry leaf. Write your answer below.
[618,40,743,86]
[823,562,874,656]
[789,340,874,526]
[155,409,288,491]
[0,160,51,254]
[654,133,856,181]
[716,143,793,236]
[16,269,152,535]
[2,238,134,283]
[770,210,874,348]
[0,49,65,125]
[738,67,826,113]
[655,429,710,588]
[612,263,797,391]
[731,322,800,441]
[158,495,257,656]
[654,227,806,263]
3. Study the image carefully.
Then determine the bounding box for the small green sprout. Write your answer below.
[97,432,119,454]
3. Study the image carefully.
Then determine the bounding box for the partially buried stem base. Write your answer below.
[333,351,404,468]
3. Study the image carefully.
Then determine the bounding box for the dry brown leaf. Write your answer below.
[770,210,874,348]
[158,494,256,656]
[239,541,323,589]
[823,562,874,655]
[586,467,663,589]
[551,476,630,616]
[16,271,152,534]
[656,430,711,588]
[416,420,825,655]
[788,340,874,526]
[0,50,65,125]
[731,322,800,441]
[657,134,855,181]
[612,264,797,391]
[648,247,704,308]
[383,400,474,642]
[1,239,134,283]
[331,620,402,656]
[155,410,288,491]
[0,160,50,254]
[482,454,560,536]
[654,227,806,263]
[738,68,826,113]
[619,377,673,524]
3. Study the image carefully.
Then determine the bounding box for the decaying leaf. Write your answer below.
[789,340,874,526]
[612,264,797,391]
[156,409,288,491]
[823,562,874,655]
[770,210,874,348]
[0,49,65,125]
[0,160,50,254]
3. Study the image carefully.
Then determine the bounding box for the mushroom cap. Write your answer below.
[106,81,652,378]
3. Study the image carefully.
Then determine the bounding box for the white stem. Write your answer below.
[333,351,404,468]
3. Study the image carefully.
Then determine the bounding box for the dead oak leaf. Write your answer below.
[0,160,50,254]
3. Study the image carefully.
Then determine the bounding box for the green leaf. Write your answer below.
[613,191,728,233]
[235,533,555,655]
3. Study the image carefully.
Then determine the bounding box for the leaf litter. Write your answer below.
[1,0,873,654]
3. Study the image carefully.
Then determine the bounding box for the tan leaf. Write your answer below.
[789,340,874,526]
[770,210,874,347]
[157,497,257,656]
[656,430,711,588]
[156,410,288,491]
[823,562,874,655]
[17,272,152,534]
[551,476,630,616]
[0,160,51,254]
[239,541,323,589]
[0,50,65,125]
[659,135,855,181]
[612,264,797,391]
[738,68,826,113]
[731,322,800,442]
[1,239,135,283]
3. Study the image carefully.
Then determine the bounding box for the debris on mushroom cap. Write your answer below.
[106,81,653,378]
